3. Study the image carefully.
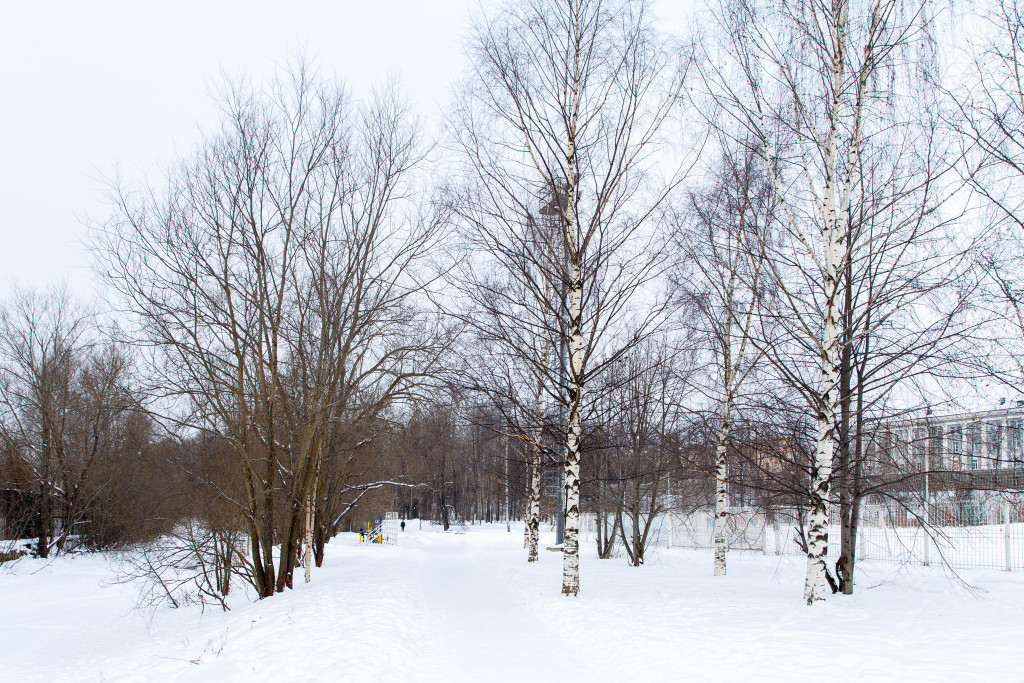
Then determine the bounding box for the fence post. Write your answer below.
[923,474,930,566]
[858,508,867,561]
[1005,501,1012,572]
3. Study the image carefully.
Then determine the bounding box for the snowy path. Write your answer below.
[400,534,566,679]
[3,525,1024,681]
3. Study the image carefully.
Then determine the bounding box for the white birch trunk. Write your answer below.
[303,489,314,584]
[804,109,845,607]
[562,261,583,596]
[528,296,552,562]
[527,457,542,562]
[713,394,732,576]
[560,21,585,595]
[805,323,839,604]
[303,454,322,585]
[803,0,864,605]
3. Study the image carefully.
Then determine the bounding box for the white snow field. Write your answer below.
[2,524,1023,682]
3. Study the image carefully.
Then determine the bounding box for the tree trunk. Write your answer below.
[260,493,277,598]
[845,492,862,593]
[277,432,324,592]
[616,502,633,565]
[303,490,314,584]
[562,258,584,596]
[804,2,851,602]
[523,501,530,548]
[631,501,642,566]
[630,479,643,566]
[599,508,620,560]
[836,256,854,594]
[303,451,323,583]
[840,354,868,594]
[216,529,233,596]
[528,323,549,561]
[440,488,450,531]
[505,437,511,532]
[713,393,732,576]
[527,457,542,562]
[251,526,274,599]
[37,476,50,559]
[805,230,842,605]
[314,493,327,568]
[37,422,51,559]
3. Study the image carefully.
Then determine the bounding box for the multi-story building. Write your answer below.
[870,403,1024,490]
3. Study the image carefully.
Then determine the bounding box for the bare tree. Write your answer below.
[0,285,155,556]
[452,0,685,596]
[0,286,89,557]
[674,142,773,576]
[828,139,976,593]
[596,341,686,566]
[702,0,962,603]
[95,62,445,597]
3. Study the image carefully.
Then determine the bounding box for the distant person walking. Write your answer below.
[401,520,406,532]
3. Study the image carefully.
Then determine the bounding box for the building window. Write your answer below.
[949,424,963,471]
[987,421,1003,469]
[967,422,982,470]
[1008,419,1023,467]
[896,429,910,467]
[913,427,927,471]
[929,424,944,470]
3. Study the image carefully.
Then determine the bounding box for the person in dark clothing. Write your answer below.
[401,520,406,532]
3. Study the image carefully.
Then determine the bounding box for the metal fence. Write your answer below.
[665,499,1024,571]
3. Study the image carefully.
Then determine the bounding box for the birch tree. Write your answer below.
[830,139,974,593]
[675,143,773,576]
[526,321,552,563]
[704,0,952,603]
[453,0,684,595]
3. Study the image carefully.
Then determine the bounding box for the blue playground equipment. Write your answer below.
[359,513,399,544]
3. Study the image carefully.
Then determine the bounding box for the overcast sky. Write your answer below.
[0,1,693,302]
[0,1,479,300]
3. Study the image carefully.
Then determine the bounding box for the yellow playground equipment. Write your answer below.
[360,517,383,544]
[359,513,398,544]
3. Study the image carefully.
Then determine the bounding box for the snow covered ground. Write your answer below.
[2,524,1023,682]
